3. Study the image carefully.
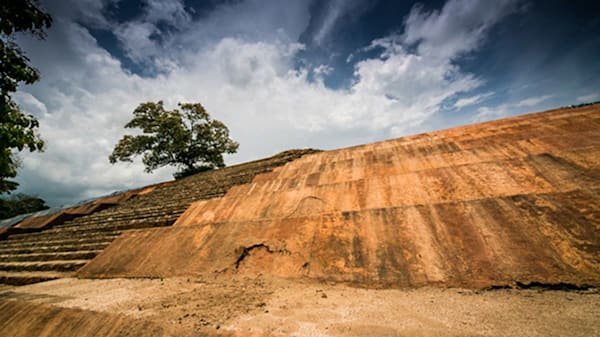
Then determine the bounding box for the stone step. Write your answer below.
[5,229,123,241]
[0,271,73,286]
[0,260,89,272]
[0,250,101,262]
[0,242,111,255]
[122,195,214,206]
[65,200,185,215]
[57,207,185,225]
[58,206,184,222]
[43,216,177,234]
[100,204,190,214]
[59,208,182,223]
[0,234,120,248]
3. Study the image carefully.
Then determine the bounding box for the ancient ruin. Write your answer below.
[0,105,598,336]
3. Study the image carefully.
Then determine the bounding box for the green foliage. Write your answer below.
[109,101,239,178]
[173,165,213,180]
[0,193,49,219]
[0,0,52,193]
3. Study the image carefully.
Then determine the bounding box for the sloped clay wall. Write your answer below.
[0,299,262,337]
[79,105,600,288]
[0,300,170,337]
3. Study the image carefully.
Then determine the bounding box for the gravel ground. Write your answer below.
[1,275,598,337]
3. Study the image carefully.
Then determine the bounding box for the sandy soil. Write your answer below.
[0,275,598,337]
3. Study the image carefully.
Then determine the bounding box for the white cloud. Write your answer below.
[311,0,368,47]
[515,95,552,107]
[313,0,343,46]
[474,94,553,122]
[114,22,159,63]
[110,0,313,72]
[402,0,522,60]
[314,64,333,76]
[453,92,494,109]
[44,0,116,29]
[12,92,49,117]
[177,0,311,52]
[143,0,190,27]
[576,93,599,103]
[351,45,480,130]
[473,104,511,123]
[108,0,193,68]
[14,0,519,205]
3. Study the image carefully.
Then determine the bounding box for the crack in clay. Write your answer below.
[234,243,290,269]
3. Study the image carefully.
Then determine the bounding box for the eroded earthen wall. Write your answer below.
[78,105,600,288]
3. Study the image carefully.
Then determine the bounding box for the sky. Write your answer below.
[10,0,600,206]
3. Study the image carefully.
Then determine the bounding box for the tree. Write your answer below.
[0,193,49,219]
[1,0,52,193]
[109,101,239,179]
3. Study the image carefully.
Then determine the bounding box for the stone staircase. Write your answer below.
[0,150,318,285]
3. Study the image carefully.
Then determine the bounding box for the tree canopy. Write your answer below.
[0,0,52,193]
[109,101,239,179]
[0,193,49,219]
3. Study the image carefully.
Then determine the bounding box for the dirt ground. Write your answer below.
[0,275,598,337]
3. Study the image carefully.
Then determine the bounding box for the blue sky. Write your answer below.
[11,0,600,206]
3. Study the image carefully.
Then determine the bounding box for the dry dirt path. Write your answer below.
[0,275,598,337]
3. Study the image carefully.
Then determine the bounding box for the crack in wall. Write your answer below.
[233,243,290,269]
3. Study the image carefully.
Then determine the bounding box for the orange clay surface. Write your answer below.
[79,105,600,289]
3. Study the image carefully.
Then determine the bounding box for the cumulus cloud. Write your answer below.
[313,64,334,83]
[114,21,160,63]
[143,0,190,26]
[352,42,480,130]
[107,0,193,69]
[14,0,520,205]
[44,0,116,29]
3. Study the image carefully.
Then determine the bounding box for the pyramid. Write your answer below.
[0,150,317,285]
[77,104,600,289]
